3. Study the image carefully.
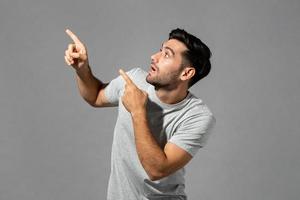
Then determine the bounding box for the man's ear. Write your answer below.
[180,67,195,81]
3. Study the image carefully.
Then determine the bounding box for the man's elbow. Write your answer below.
[148,173,164,181]
[147,169,168,181]
[85,99,98,107]
[85,97,105,107]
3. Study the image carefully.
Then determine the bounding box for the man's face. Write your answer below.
[146,39,188,89]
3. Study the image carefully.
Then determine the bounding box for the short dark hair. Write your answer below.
[169,28,212,87]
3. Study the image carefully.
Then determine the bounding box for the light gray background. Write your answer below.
[0,0,299,199]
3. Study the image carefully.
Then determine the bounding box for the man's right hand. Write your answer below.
[64,29,89,71]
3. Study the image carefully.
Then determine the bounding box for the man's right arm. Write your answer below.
[64,29,114,107]
[75,66,113,107]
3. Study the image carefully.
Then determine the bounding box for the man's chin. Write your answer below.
[146,77,163,89]
[146,75,152,84]
[146,75,156,85]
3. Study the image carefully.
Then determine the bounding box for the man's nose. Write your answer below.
[151,52,160,63]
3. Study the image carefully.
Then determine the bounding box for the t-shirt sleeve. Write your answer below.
[169,113,216,157]
[104,74,124,106]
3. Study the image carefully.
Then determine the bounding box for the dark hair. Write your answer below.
[169,28,212,87]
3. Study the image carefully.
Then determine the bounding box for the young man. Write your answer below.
[64,28,216,200]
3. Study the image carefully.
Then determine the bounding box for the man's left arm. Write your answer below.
[131,111,192,181]
[119,69,192,181]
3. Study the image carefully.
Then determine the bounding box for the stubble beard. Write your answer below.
[146,70,181,90]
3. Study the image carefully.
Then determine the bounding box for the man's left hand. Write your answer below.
[119,69,148,115]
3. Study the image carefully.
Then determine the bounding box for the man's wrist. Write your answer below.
[131,107,147,118]
[76,65,92,80]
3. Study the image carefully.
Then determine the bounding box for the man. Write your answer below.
[64,28,216,200]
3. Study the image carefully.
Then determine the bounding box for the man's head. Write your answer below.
[146,28,211,89]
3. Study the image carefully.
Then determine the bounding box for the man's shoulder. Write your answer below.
[185,93,215,118]
[180,96,216,131]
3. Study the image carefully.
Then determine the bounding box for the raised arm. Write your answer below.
[64,29,112,107]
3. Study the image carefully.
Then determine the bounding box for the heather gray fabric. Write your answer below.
[104,68,215,200]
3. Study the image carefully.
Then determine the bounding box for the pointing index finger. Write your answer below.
[119,69,134,85]
[65,29,82,45]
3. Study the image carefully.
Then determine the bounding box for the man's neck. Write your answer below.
[155,84,189,105]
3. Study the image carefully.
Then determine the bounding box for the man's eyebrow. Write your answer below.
[161,43,175,55]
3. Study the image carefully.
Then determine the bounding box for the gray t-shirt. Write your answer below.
[104,68,216,200]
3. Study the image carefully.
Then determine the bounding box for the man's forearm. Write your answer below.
[131,110,168,180]
[119,69,169,180]
[75,66,104,106]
